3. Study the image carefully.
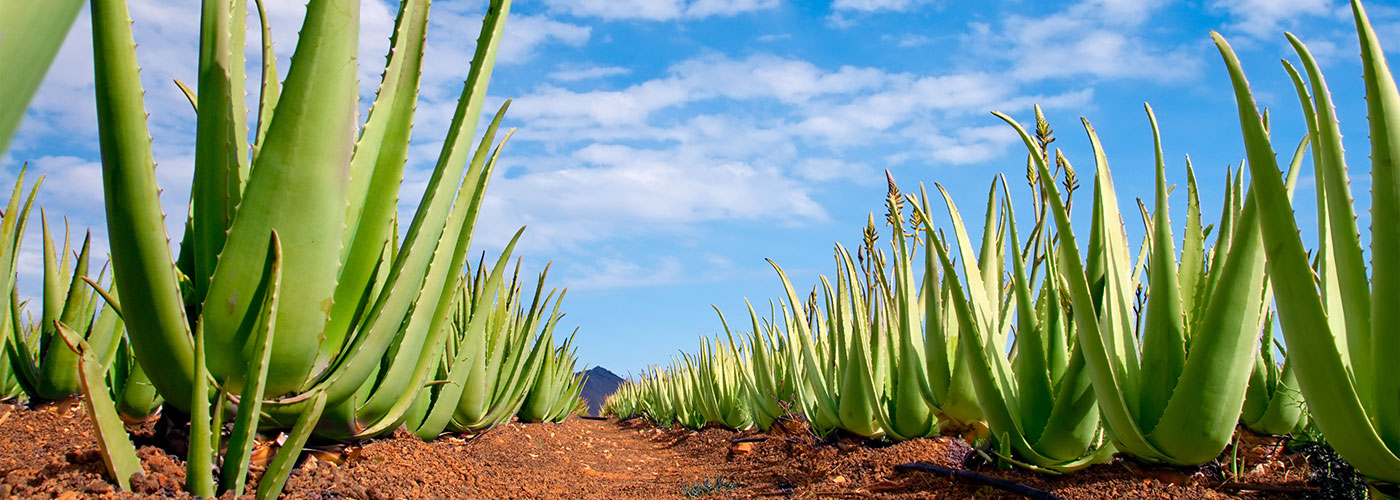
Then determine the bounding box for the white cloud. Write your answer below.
[544,0,778,21]
[549,64,631,82]
[882,33,933,47]
[498,15,592,63]
[686,0,781,18]
[1212,0,1334,40]
[791,72,1013,144]
[967,0,1202,82]
[831,0,931,13]
[900,124,1021,165]
[512,54,885,127]
[562,256,686,290]
[473,142,828,253]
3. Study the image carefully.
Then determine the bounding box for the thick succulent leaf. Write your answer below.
[1282,61,1354,373]
[324,0,431,369]
[256,389,327,500]
[92,0,197,407]
[1136,104,1186,435]
[220,233,282,496]
[351,125,512,438]
[1179,160,1206,325]
[1286,33,1374,405]
[55,321,142,491]
[0,0,84,153]
[187,321,215,498]
[1352,0,1400,454]
[1214,30,1400,483]
[251,0,280,158]
[1081,121,1144,418]
[189,0,250,305]
[412,229,523,438]
[201,0,360,397]
[1003,192,1054,445]
[291,0,511,409]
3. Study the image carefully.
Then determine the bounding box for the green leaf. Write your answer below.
[255,388,328,500]
[200,0,360,397]
[0,0,84,153]
[55,321,142,491]
[221,232,283,496]
[1213,29,1400,484]
[1353,0,1400,455]
[92,0,197,408]
[1136,104,1186,435]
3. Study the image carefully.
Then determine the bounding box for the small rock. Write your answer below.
[830,475,846,484]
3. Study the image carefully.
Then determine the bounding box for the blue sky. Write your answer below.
[4,0,1398,376]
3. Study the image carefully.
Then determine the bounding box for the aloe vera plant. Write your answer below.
[87,0,518,494]
[716,302,798,431]
[518,334,586,424]
[0,173,40,403]
[1214,1,1400,495]
[770,250,886,438]
[918,166,1113,472]
[994,98,1308,465]
[408,250,568,438]
[7,218,117,402]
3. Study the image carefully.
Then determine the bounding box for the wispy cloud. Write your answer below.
[550,64,632,82]
[831,0,932,13]
[882,33,933,47]
[1211,0,1335,40]
[965,0,1201,82]
[543,0,779,21]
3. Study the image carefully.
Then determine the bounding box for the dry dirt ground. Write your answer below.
[1,401,1319,499]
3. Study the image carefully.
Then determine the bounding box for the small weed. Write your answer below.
[1290,436,1366,499]
[682,476,741,497]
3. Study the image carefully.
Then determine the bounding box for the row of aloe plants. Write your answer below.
[606,2,1395,496]
[2,0,590,497]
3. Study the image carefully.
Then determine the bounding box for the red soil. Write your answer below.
[0,401,1315,499]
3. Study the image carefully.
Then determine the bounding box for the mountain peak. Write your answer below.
[577,366,625,417]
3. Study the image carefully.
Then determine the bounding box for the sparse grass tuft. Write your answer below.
[682,476,741,497]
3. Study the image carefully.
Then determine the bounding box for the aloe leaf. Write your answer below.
[251,0,280,158]
[0,0,84,153]
[221,233,282,496]
[187,320,215,498]
[1136,104,1186,435]
[1004,193,1054,444]
[201,0,360,398]
[412,229,524,439]
[1080,121,1143,417]
[1352,0,1400,454]
[55,321,142,491]
[930,220,1028,448]
[342,117,513,437]
[92,0,197,407]
[1281,61,1354,374]
[1214,29,1400,484]
[255,388,327,500]
[1285,32,1374,404]
[1179,159,1205,325]
[323,0,430,372]
[285,2,511,411]
[190,0,250,305]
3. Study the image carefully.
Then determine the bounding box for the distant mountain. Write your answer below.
[577,366,624,417]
